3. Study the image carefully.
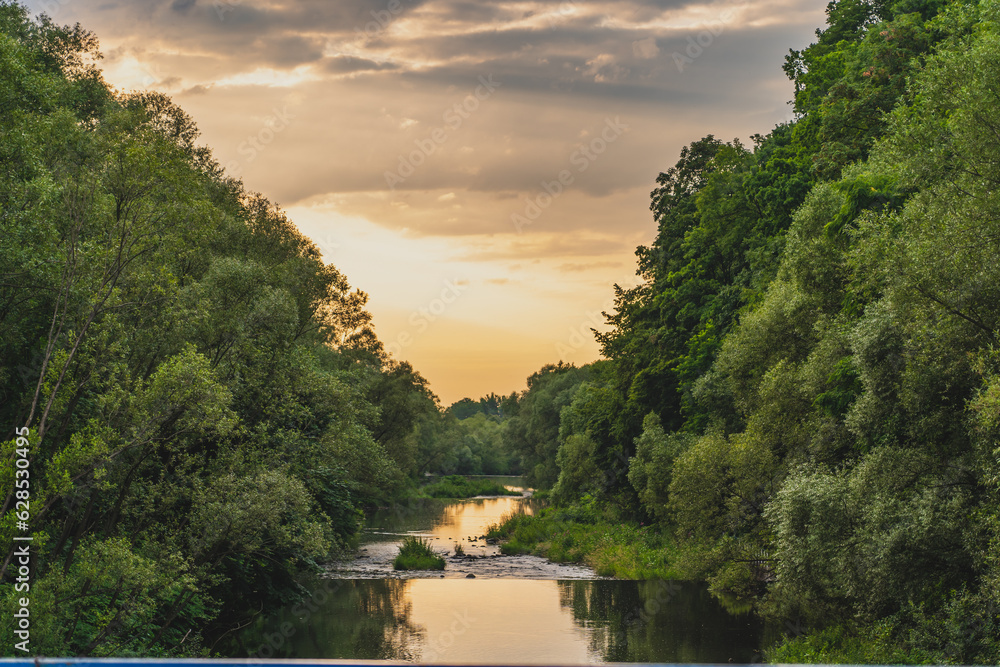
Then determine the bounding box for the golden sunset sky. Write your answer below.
[34,0,824,404]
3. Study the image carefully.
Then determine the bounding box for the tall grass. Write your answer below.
[486,506,682,579]
[393,536,446,570]
[420,475,522,499]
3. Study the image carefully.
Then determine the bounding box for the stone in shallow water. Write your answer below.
[466,573,476,578]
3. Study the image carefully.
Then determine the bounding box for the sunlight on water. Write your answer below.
[409,579,597,664]
[225,481,771,663]
[418,493,531,555]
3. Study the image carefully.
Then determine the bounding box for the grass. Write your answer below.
[453,542,465,556]
[392,536,446,570]
[765,623,943,665]
[418,475,522,499]
[485,505,682,579]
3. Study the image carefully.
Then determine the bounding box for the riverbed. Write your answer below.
[223,478,770,663]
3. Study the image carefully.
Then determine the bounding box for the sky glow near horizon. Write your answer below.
[33,0,825,405]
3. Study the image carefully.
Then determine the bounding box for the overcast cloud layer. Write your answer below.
[35,0,825,403]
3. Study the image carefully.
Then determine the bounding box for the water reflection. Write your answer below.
[409,579,595,664]
[559,580,765,664]
[225,578,767,663]
[229,579,422,660]
[223,481,770,662]
[363,477,533,555]
[339,491,582,578]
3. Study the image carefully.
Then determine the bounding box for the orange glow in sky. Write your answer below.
[42,0,825,404]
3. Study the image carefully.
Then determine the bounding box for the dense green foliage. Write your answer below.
[391,536,445,571]
[415,407,519,476]
[417,475,520,499]
[486,505,681,579]
[0,3,450,655]
[489,0,1000,661]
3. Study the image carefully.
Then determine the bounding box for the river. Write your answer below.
[222,477,771,663]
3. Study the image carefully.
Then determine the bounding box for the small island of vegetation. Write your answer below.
[393,536,446,571]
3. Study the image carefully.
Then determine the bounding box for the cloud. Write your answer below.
[170,0,196,12]
[53,0,827,400]
[324,55,400,73]
[558,261,623,272]
[632,36,660,58]
[453,233,633,261]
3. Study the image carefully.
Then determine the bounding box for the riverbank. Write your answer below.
[332,494,597,580]
[414,474,524,499]
[486,505,1000,664]
[485,505,683,579]
[229,493,768,662]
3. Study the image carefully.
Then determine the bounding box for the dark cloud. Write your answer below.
[179,83,212,95]
[324,55,399,73]
[65,0,796,77]
[254,35,326,68]
[58,0,821,232]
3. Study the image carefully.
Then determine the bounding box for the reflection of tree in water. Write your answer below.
[557,580,765,664]
[348,579,423,660]
[228,579,424,660]
[366,498,450,537]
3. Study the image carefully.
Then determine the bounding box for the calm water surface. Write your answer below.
[224,477,769,663]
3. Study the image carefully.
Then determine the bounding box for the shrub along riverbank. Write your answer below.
[486,503,682,580]
[393,536,446,571]
[417,475,522,499]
